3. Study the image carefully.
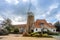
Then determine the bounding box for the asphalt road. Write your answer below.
[53,36,60,40]
[0,34,56,40]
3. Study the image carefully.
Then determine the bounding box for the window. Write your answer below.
[40,23,44,26]
[53,29,55,31]
[36,29,37,31]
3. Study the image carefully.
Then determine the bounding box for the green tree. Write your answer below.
[2,18,14,33]
[2,18,12,27]
[54,21,60,32]
[13,28,19,34]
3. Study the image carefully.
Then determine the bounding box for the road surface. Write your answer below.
[0,34,56,40]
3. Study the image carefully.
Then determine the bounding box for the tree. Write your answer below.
[13,28,19,34]
[2,18,12,28]
[2,18,14,33]
[0,29,9,35]
[54,21,60,32]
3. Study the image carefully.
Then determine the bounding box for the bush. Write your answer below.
[40,34,53,38]
[42,34,48,37]
[48,32,59,35]
[5,26,15,33]
[30,32,39,35]
[30,32,41,37]
[5,26,11,33]
[32,34,40,37]
[30,32,53,38]
[0,29,9,35]
[47,30,59,35]
[31,32,38,35]
[13,28,19,34]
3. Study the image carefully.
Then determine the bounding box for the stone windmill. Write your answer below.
[27,12,34,33]
[27,0,35,33]
[23,0,34,35]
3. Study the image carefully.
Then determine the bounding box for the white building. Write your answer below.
[33,19,56,33]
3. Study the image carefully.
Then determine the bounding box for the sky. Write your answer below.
[0,0,60,25]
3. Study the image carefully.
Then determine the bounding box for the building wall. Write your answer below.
[13,24,26,33]
[27,12,34,32]
[34,28,42,32]
[34,27,56,33]
[48,28,56,32]
[34,19,56,33]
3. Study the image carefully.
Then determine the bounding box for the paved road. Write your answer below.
[53,36,60,40]
[0,34,56,40]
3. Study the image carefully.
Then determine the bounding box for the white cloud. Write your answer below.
[1,0,60,25]
[55,12,60,20]
[0,16,4,21]
[22,0,29,3]
[14,16,26,22]
[49,3,58,10]
[46,3,59,15]
[1,10,27,25]
[31,0,38,6]
[11,16,27,25]
[5,0,19,5]
[1,10,14,18]
[40,14,46,19]
[12,21,26,25]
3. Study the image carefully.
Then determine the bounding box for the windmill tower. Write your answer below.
[27,0,34,33]
[23,0,34,35]
[27,12,34,33]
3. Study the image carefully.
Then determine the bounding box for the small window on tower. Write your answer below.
[36,29,37,31]
[53,29,55,31]
[40,23,44,26]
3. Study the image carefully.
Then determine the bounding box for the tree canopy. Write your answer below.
[54,21,60,32]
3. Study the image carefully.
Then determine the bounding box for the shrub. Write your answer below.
[48,32,59,35]
[0,29,9,35]
[13,28,19,34]
[32,33,40,37]
[30,32,41,37]
[30,32,53,38]
[30,32,39,35]
[42,34,48,37]
[47,30,59,35]
[5,26,15,33]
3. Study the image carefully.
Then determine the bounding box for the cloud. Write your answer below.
[49,3,59,10]
[5,0,19,5]
[11,21,26,25]
[46,3,59,14]
[55,12,60,20]
[0,16,4,21]
[13,16,26,22]
[22,0,29,3]
[11,16,27,25]
[0,0,60,24]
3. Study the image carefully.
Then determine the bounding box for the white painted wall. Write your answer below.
[43,28,48,32]
[34,28,42,32]
[47,28,56,32]
[34,27,56,33]
[51,28,56,32]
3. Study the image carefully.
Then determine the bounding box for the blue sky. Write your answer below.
[0,0,60,25]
